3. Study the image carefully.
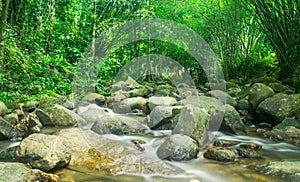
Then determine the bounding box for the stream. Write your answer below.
[54,129,299,182]
[1,104,299,182]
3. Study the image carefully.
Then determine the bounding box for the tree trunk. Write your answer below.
[0,0,9,57]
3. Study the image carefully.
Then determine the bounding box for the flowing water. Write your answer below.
[54,130,299,182]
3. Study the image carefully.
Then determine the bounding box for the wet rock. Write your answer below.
[4,113,19,126]
[248,83,275,112]
[91,115,148,135]
[221,104,246,135]
[275,118,300,129]
[148,96,177,111]
[37,104,86,126]
[113,97,148,114]
[147,106,182,129]
[256,93,300,125]
[59,128,184,175]
[62,100,76,110]
[0,162,60,182]
[266,126,300,146]
[157,134,199,161]
[235,148,260,158]
[0,117,22,140]
[0,101,8,116]
[206,90,237,107]
[213,140,239,147]
[238,143,262,150]
[254,161,300,181]
[203,148,235,162]
[17,133,71,171]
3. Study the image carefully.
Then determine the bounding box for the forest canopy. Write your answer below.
[0,0,299,102]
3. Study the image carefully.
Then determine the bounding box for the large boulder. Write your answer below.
[36,104,86,126]
[256,93,300,125]
[148,96,177,111]
[0,101,8,116]
[17,133,71,171]
[91,115,148,135]
[58,128,184,175]
[147,106,182,129]
[248,83,275,112]
[0,117,22,140]
[113,97,148,114]
[157,134,199,161]
[221,104,246,135]
[0,162,60,182]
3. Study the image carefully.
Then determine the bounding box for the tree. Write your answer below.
[243,0,300,79]
[0,0,9,56]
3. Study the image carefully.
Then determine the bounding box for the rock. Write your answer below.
[0,101,8,116]
[91,115,148,135]
[254,161,300,181]
[148,96,177,110]
[22,101,38,113]
[79,107,109,128]
[154,84,175,96]
[0,117,22,140]
[220,104,246,135]
[236,98,249,110]
[248,83,275,112]
[203,148,235,162]
[113,97,148,114]
[172,105,208,146]
[266,126,300,146]
[227,87,242,98]
[4,113,19,126]
[82,92,106,106]
[275,118,300,129]
[62,100,76,110]
[128,87,150,97]
[235,148,260,158]
[0,162,60,182]
[58,128,184,175]
[256,93,300,125]
[147,106,182,129]
[226,81,239,89]
[37,104,86,126]
[39,96,67,109]
[17,133,71,171]
[268,82,294,94]
[0,146,20,162]
[255,77,280,85]
[213,140,239,147]
[206,90,237,107]
[157,134,199,161]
